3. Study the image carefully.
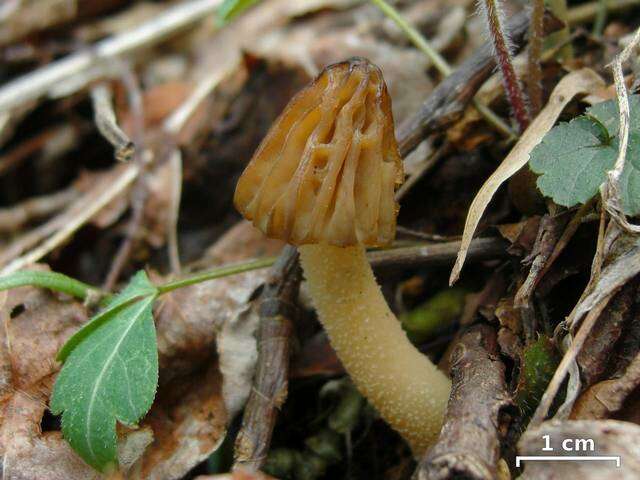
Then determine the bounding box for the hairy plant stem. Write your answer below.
[527,0,545,116]
[480,0,530,132]
[370,0,516,139]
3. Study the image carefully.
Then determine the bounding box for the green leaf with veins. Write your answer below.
[529,95,640,215]
[56,270,157,362]
[50,271,158,472]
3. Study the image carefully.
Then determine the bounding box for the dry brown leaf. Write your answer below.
[132,364,227,480]
[572,351,640,420]
[450,69,605,285]
[519,420,640,479]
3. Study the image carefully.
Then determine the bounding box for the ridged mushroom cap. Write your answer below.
[234,57,403,247]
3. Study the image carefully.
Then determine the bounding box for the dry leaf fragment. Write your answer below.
[450,69,605,285]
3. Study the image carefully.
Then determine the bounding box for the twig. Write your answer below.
[527,0,545,116]
[155,237,509,295]
[514,214,569,308]
[415,324,513,480]
[0,187,79,232]
[370,0,514,140]
[163,57,239,137]
[0,124,81,176]
[369,237,509,270]
[90,84,134,162]
[102,63,147,290]
[234,246,301,471]
[601,26,640,234]
[396,10,562,157]
[167,150,183,273]
[0,0,223,113]
[479,0,530,132]
[523,199,596,297]
[160,58,239,273]
[102,171,148,290]
[0,164,139,275]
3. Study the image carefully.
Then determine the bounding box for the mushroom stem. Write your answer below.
[299,243,451,453]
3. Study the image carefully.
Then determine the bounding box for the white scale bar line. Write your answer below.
[516,456,621,467]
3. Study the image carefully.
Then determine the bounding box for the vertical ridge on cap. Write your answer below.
[234,57,403,247]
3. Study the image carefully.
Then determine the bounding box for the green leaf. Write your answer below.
[529,95,640,215]
[56,270,157,362]
[217,0,260,22]
[0,270,99,300]
[50,271,159,472]
[586,95,640,137]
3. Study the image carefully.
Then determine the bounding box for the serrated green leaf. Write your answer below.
[50,271,158,472]
[217,0,260,22]
[57,271,157,362]
[530,116,618,207]
[529,95,640,215]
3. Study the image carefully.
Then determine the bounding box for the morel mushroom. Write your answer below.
[234,58,451,453]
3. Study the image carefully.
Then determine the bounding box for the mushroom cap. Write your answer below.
[234,57,403,247]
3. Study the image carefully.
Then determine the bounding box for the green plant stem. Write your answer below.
[369,0,516,140]
[156,257,276,294]
[0,270,103,301]
[370,0,451,75]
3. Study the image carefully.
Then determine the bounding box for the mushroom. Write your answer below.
[234,58,451,453]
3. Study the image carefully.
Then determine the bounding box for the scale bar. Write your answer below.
[516,456,621,467]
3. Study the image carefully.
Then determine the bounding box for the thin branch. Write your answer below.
[90,84,134,162]
[234,246,301,470]
[102,171,148,290]
[156,237,509,295]
[101,65,148,290]
[0,164,140,275]
[0,0,223,113]
[415,325,513,480]
[0,187,79,232]
[162,57,239,136]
